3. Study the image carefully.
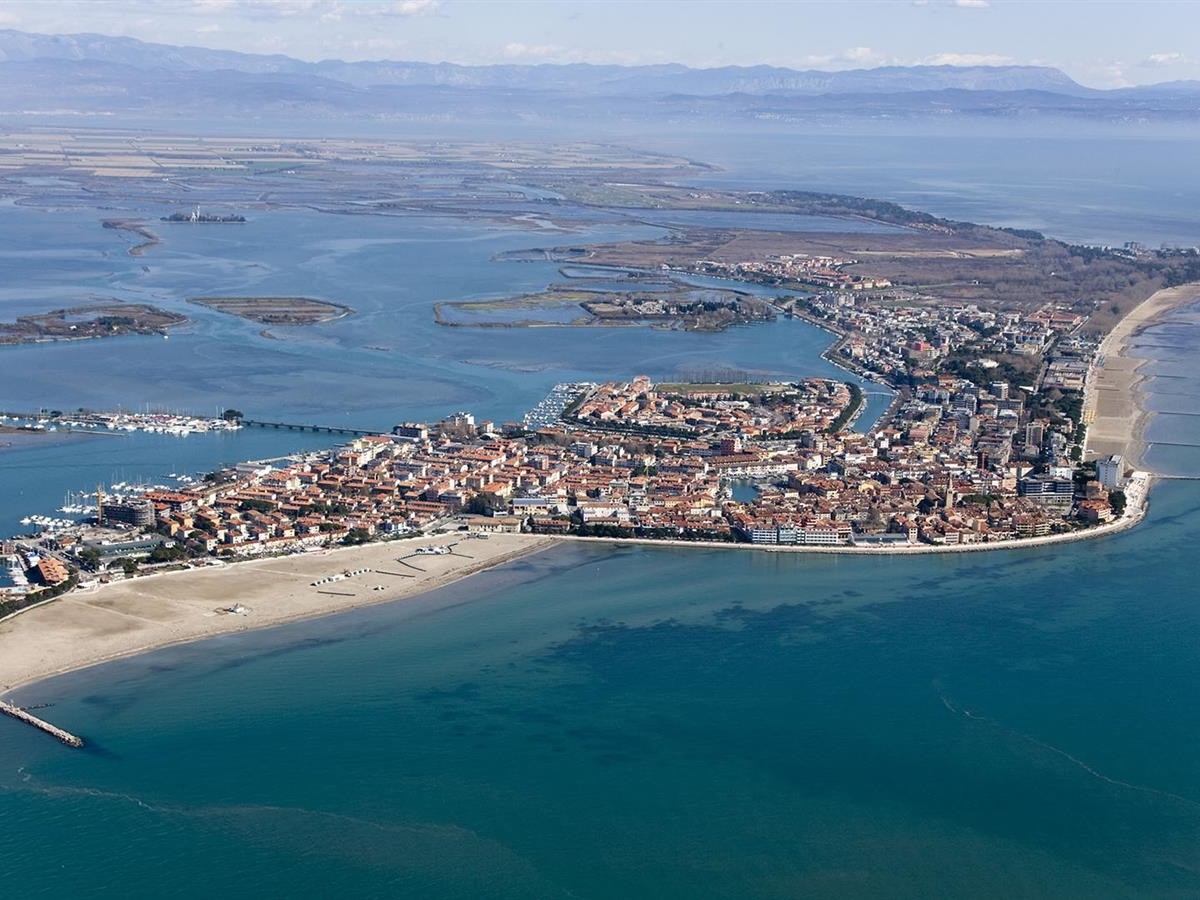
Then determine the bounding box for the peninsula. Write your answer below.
[1,128,1197,713]
[0,284,1193,722]
[0,274,1180,734]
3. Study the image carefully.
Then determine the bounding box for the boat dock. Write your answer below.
[0,698,84,748]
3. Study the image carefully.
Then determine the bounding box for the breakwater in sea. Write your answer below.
[0,698,82,747]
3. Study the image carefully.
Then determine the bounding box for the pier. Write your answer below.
[241,419,387,437]
[0,698,84,747]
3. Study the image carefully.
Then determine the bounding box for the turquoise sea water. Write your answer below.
[2,131,1200,896]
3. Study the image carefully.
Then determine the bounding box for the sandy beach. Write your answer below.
[1085,282,1200,466]
[0,533,554,695]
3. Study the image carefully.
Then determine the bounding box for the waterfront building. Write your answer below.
[35,556,70,586]
[1017,475,1076,510]
[1097,454,1126,489]
[100,498,156,528]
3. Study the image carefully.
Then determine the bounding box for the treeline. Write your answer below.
[826,383,864,434]
[0,571,80,617]
[535,521,738,542]
[774,191,958,230]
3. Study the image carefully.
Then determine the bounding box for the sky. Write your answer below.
[0,0,1196,89]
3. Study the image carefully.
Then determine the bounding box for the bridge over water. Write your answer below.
[241,419,388,438]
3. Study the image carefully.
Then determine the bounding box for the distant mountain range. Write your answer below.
[2,28,1198,127]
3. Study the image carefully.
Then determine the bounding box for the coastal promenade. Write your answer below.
[558,469,1152,555]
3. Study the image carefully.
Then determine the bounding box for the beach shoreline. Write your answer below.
[1084,281,1200,467]
[0,533,556,697]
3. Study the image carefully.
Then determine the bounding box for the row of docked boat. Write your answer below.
[0,411,242,437]
[523,382,596,430]
[18,514,76,532]
[2,555,28,588]
[20,472,204,533]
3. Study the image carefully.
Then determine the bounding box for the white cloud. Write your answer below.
[797,47,887,68]
[1079,60,1131,89]
[188,0,237,11]
[220,0,325,18]
[386,0,438,13]
[923,52,1014,66]
[952,0,990,7]
[335,0,441,16]
[842,46,879,63]
[502,42,564,61]
[794,47,896,70]
[183,0,438,20]
[1142,51,1185,67]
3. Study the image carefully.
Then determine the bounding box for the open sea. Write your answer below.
[2,124,1200,897]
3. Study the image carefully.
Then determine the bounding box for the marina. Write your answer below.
[523,382,596,430]
[1,554,27,590]
[15,475,209,536]
[0,410,242,437]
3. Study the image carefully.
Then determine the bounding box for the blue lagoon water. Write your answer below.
[0,204,883,429]
[2,130,1200,896]
[0,197,890,533]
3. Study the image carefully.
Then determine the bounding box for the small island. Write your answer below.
[161,208,245,223]
[0,303,186,345]
[435,275,774,332]
[187,296,352,326]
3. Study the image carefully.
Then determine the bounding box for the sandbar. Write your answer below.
[0,533,554,695]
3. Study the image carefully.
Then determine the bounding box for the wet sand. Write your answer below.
[0,533,554,694]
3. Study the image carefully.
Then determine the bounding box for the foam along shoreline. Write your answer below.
[1085,282,1200,468]
[0,533,555,697]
